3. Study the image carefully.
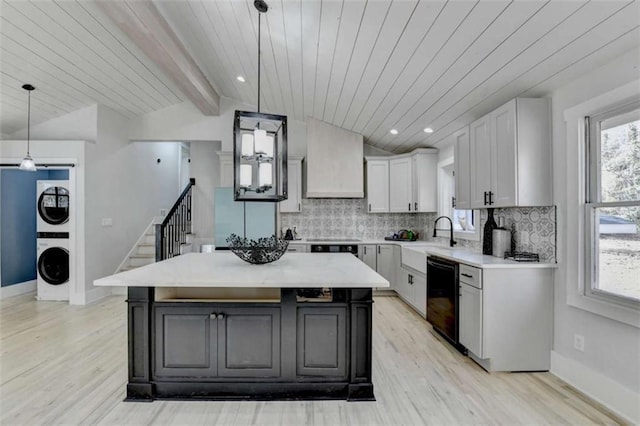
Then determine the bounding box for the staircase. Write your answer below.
[115,178,196,274]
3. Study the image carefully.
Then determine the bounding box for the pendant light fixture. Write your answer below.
[233,0,288,202]
[19,84,37,172]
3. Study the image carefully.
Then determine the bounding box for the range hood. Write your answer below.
[305,118,364,198]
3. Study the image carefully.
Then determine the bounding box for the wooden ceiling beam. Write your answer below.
[97,0,220,116]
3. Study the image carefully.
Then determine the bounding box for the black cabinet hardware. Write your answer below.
[484,191,488,205]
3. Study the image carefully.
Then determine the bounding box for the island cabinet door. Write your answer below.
[154,307,218,377]
[296,306,347,377]
[216,307,281,378]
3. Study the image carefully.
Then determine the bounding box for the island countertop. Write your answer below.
[94,252,389,288]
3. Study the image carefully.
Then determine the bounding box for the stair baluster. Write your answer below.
[156,178,196,262]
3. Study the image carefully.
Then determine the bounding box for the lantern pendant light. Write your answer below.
[233,0,288,202]
[19,84,37,172]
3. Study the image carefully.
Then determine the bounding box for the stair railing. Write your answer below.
[156,178,195,262]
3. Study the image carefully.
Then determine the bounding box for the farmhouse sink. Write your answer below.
[401,243,450,274]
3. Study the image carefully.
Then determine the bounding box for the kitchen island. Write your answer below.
[94,252,388,402]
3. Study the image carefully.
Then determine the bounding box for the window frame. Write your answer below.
[563,80,640,328]
[437,157,480,241]
[584,100,640,309]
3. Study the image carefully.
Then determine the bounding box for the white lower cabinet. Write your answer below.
[376,245,396,289]
[459,281,483,358]
[397,266,426,318]
[359,244,397,291]
[458,264,553,372]
[359,245,377,270]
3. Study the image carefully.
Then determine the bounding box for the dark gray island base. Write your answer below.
[126,287,374,402]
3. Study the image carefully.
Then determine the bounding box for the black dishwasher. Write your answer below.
[426,256,460,348]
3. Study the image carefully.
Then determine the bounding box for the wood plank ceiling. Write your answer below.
[155,0,640,152]
[1,0,639,152]
[0,0,185,136]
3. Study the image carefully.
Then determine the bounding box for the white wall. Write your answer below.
[189,141,221,245]
[5,105,98,142]
[551,48,640,421]
[130,96,379,159]
[84,106,181,299]
[0,139,86,304]
[2,105,183,304]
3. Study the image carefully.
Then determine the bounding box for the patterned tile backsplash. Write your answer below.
[281,199,557,262]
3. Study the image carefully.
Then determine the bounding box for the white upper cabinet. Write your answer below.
[469,98,551,209]
[412,150,438,212]
[453,127,471,210]
[279,157,303,213]
[365,159,389,213]
[470,116,492,208]
[365,148,438,214]
[389,156,413,212]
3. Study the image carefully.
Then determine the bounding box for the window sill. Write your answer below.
[454,229,480,242]
[435,229,480,242]
[568,291,640,328]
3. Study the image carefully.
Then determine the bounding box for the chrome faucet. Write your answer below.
[432,216,457,247]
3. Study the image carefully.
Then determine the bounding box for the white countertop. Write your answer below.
[289,239,556,269]
[403,245,557,269]
[94,252,390,288]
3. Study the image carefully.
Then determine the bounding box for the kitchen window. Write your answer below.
[585,100,640,307]
[438,159,480,241]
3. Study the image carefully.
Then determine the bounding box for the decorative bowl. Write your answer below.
[226,234,289,264]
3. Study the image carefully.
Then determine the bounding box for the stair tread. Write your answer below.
[130,254,155,259]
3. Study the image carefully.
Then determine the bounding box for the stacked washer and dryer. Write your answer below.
[36,180,71,301]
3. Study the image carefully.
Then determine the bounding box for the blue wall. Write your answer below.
[0,169,69,287]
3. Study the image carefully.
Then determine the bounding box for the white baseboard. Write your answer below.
[0,280,36,299]
[83,286,112,305]
[111,287,127,296]
[550,350,639,424]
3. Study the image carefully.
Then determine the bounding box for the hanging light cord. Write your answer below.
[257,11,261,114]
[26,88,31,155]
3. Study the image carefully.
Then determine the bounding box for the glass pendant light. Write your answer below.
[233,0,287,202]
[19,84,37,172]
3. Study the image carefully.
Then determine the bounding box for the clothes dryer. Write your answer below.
[36,233,70,301]
[36,180,70,233]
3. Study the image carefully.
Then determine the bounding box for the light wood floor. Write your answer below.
[0,293,627,425]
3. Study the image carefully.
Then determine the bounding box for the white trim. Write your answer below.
[114,217,157,273]
[437,157,480,241]
[551,350,639,424]
[0,280,36,299]
[563,80,640,327]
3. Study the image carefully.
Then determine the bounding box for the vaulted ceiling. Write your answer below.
[2,1,639,152]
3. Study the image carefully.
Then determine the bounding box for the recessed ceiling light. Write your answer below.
[424,127,434,133]
[390,129,398,135]
[237,76,246,82]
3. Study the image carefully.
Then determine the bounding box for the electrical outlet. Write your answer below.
[574,334,585,352]
[101,218,113,227]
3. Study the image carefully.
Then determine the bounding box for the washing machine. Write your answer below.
[36,233,70,301]
[37,180,70,233]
